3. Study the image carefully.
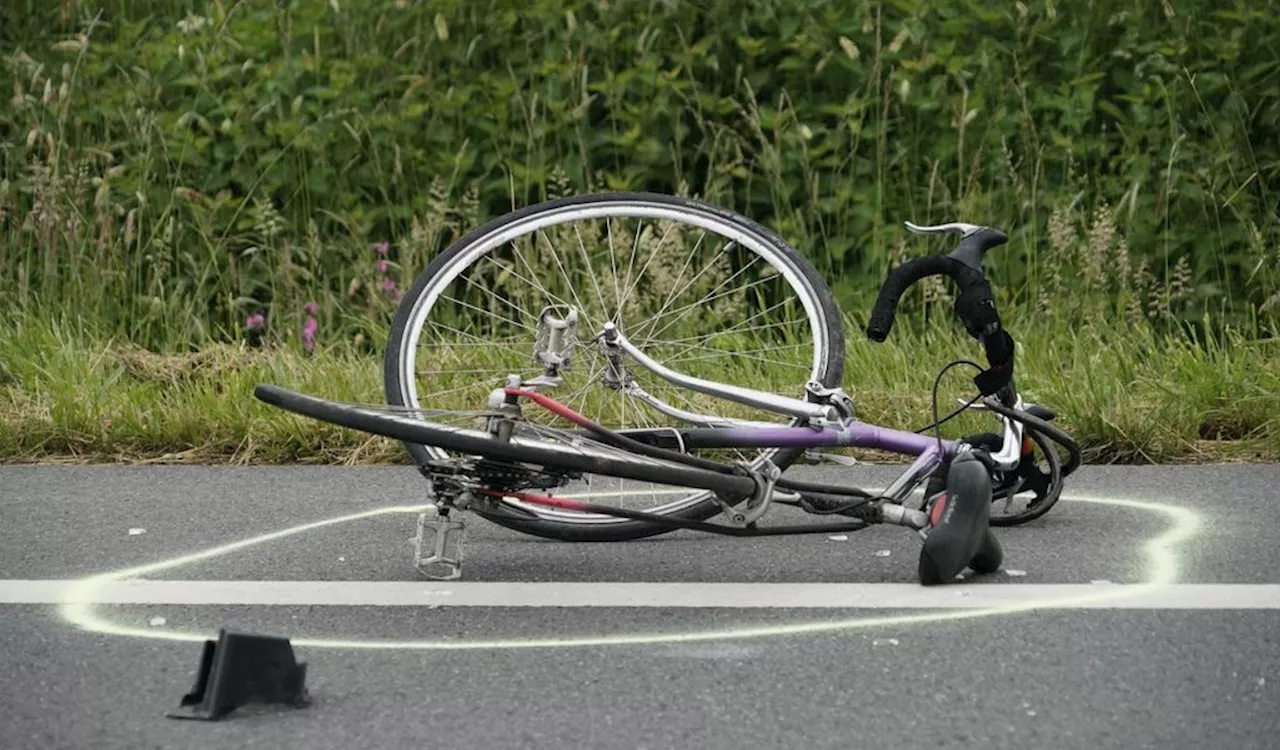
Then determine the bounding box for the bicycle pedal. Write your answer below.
[413,506,468,581]
[533,306,579,371]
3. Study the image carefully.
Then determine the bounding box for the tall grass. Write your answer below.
[2,0,1277,351]
[3,306,1277,464]
[1,1,1278,462]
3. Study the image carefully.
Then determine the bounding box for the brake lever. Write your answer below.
[904,221,984,238]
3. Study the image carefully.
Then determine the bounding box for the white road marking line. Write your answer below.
[6,579,1280,609]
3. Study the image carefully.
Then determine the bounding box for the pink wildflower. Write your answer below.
[244,313,265,330]
[303,301,319,315]
[372,241,390,256]
[302,317,318,353]
[381,277,398,294]
[376,260,388,273]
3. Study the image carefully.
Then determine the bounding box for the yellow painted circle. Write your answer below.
[58,495,1199,650]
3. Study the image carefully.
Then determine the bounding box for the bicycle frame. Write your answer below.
[584,326,1027,504]
[646,423,951,504]
[252,200,1084,583]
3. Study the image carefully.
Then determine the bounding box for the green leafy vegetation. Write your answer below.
[1,0,1277,462]
[2,310,1277,464]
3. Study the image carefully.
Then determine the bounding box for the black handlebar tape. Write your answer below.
[864,226,1019,400]
[950,264,999,339]
[865,255,951,341]
[947,227,1009,272]
[866,227,1008,343]
[950,263,1016,393]
[973,330,1016,398]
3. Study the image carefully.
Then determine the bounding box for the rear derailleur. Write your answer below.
[410,459,576,580]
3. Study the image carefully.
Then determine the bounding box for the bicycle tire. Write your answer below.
[384,191,845,542]
[988,426,1064,527]
[922,426,1065,526]
[254,384,756,499]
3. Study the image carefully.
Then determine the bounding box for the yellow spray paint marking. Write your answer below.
[58,495,1200,651]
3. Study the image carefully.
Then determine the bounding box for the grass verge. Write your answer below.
[2,312,1276,465]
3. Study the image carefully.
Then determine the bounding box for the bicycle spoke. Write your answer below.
[573,221,612,327]
[616,218,644,323]
[607,216,622,325]
[633,229,707,336]
[640,304,804,348]
[508,239,580,314]
[630,239,736,339]
[440,294,537,334]
[643,268,776,342]
[616,219,678,322]
[458,265,541,327]
[538,227,598,331]
[425,321,529,360]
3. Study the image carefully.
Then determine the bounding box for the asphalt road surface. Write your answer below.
[2,464,1278,749]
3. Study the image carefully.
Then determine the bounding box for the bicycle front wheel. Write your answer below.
[384,192,845,541]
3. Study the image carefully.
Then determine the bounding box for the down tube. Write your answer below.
[680,422,957,457]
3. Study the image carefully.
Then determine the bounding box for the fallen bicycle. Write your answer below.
[256,192,1081,585]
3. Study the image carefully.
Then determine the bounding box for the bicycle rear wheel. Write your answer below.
[384,192,845,541]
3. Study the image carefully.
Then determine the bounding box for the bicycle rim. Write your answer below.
[387,193,843,525]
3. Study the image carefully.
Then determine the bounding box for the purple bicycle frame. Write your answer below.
[676,420,957,494]
[689,421,950,454]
